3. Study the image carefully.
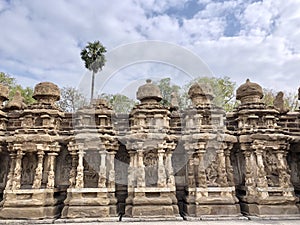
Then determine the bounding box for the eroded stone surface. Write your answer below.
[0,78,300,220]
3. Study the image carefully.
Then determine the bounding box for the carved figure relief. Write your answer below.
[144,151,158,187]
[263,150,279,187]
[21,153,37,187]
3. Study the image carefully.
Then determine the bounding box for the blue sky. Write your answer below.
[0,0,299,98]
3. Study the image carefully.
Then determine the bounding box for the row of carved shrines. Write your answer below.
[0,79,300,219]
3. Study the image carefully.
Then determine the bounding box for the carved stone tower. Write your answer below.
[231,79,299,216]
[123,79,179,218]
[61,99,119,218]
[0,82,64,219]
[182,82,240,217]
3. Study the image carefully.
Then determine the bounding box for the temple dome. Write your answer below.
[136,79,162,103]
[236,79,263,104]
[188,82,214,106]
[33,82,60,104]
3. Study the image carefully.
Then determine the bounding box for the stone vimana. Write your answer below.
[0,79,300,221]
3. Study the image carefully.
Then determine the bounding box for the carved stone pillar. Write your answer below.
[5,152,16,190]
[47,152,57,189]
[243,149,256,198]
[128,151,135,189]
[224,144,234,186]
[157,147,166,187]
[136,150,145,188]
[253,143,268,198]
[216,145,228,187]
[98,150,107,188]
[75,145,85,188]
[68,143,78,188]
[32,151,45,189]
[165,150,175,189]
[197,148,207,189]
[12,148,24,190]
[107,151,116,189]
[187,150,195,188]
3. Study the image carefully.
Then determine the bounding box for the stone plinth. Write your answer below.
[185,187,240,216]
[62,188,117,218]
[125,187,179,218]
[0,189,64,219]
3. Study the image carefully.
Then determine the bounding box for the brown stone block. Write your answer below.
[61,206,110,218]
[131,205,175,217]
[240,203,300,216]
[195,204,241,216]
[132,196,173,205]
[0,205,62,219]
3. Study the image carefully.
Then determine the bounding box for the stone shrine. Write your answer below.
[227,79,298,216]
[61,98,119,218]
[182,82,240,217]
[122,79,179,218]
[0,78,299,221]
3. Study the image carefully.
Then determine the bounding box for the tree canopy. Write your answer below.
[100,93,137,114]
[0,72,35,105]
[81,41,107,102]
[156,76,237,111]
[80,41,107,74]
[57,87,88,112]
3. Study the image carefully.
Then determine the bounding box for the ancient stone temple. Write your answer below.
[0,78,300,221]
[182,82,240,217]
[61,99,119,218]
[122,79,179,218]
[0,82,64,219]
[228,79,299,217]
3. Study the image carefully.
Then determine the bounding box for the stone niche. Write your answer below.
[182,82,240,218]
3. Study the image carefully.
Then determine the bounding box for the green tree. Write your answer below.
[0,72,35,105]
[0,72,15,87]
[155,78,181,107]
[100,93,137,114]
[155,76,236,111]
[80,41,107,102]
[185,76,236,111]
[57,87,88,112]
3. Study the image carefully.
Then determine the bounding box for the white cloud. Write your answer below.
[0,0,299,99]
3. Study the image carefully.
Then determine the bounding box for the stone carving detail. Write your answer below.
[263,149,279,187]
[6,91,27,109]
[229,79,299,216]
[274,91,289,114]
[0,79,300,220]
[33,82,60,105]
[32,151,44,189]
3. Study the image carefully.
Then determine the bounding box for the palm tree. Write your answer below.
[80,41,107,102]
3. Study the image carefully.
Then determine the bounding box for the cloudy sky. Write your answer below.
[0,0,299,98]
